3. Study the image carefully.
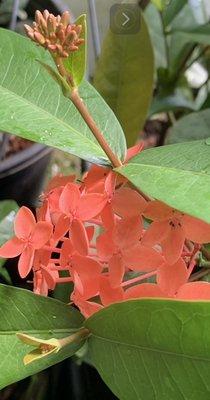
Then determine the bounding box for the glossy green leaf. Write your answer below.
[86,298,210,400]
[0,28,126,165]
[93,13,154,147]
[0,200,19,246]
[149,93,195,115]
[168,110,210,144]
[0,284,84,389]
[171,23,210,45]
[168,4,197,74]
[144,4,167,69]
[64,14,87,88]
[163,0,187,27]
[37,61,70,97]
[116,139,210,223]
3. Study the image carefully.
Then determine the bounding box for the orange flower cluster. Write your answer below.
[24,10,84,58]
[1,144,210,318]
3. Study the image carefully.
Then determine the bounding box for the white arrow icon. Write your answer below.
[122,12,130,26]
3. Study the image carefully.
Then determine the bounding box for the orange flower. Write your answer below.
[142,200,210,264]
[0,207,52,278]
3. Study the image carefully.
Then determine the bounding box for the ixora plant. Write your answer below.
[2,8,210,400]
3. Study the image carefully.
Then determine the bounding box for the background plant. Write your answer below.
[1,2,210,400]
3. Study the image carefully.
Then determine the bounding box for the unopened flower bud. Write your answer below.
[61,11,70,27]
[56,27,65,44]
[47,44,57,52]
[43,10,50,20]
[35,10,43,25]
[25,9,84,58]
[47,14,57,33]
[34,31,45,45]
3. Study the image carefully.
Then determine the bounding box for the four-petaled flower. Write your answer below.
[0,207,52,278]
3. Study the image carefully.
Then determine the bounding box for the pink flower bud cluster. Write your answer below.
[1,144,210,319]
[24,10,84,58]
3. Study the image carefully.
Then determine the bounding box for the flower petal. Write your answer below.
[71,219,89,256]
[183,214,210,243]
[14,207,36,239]
[99,276,124,306]
[72,255,102,298]
[113,187,147,218]
[60,239,74,267]
[83,165,109,192]
[114,217,143,248]
[78,193,107,220]
[157,258,188,297]
[72,292,103,318]
[125,283,165,299]
[31,222,52,249]
[0,237,24,258]
[144,200,172,221]
[177,282,210,300]
[59,183,80,215]
[142,220,170,247]
[18,246,34,278]
[53,214,71,242]
[101,203,115,230]
[96,231,116,261]
[41,265,58,290]
[104,171,116,199]
[86,225,95,242]
[123,244,164,271]
[125,142,144,162]
[162,225,185,265]
[109,254,125,288]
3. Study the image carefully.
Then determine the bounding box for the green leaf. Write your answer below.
[0,28,126,165]
[144,4,167,69]
[162,0,187,27]
[168,110,210,144]
[151,0,165,11]
[37,61,70,97]
[149,93,195,115]
[93,13,154,147]
[171,23,210,45]
[86,299,210,400]
[63,14,87,88]
[168,4,198,74]
[0,200,19,246]
[116,139,210,223]
[0,284,84,389]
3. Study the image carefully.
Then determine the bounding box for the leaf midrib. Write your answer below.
[0,328,78,335]
[90,334,210,362]
[0,84,105,157]
[124,162,210,177]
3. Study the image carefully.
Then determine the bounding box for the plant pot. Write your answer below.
[0,143,52,207]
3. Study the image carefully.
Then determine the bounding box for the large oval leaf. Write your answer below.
[168,109,210,144]
[0,284,84,389]
[86,299,210,400]
[0,28,126,165]
[116,139,210,223]
[93,10,154,147]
